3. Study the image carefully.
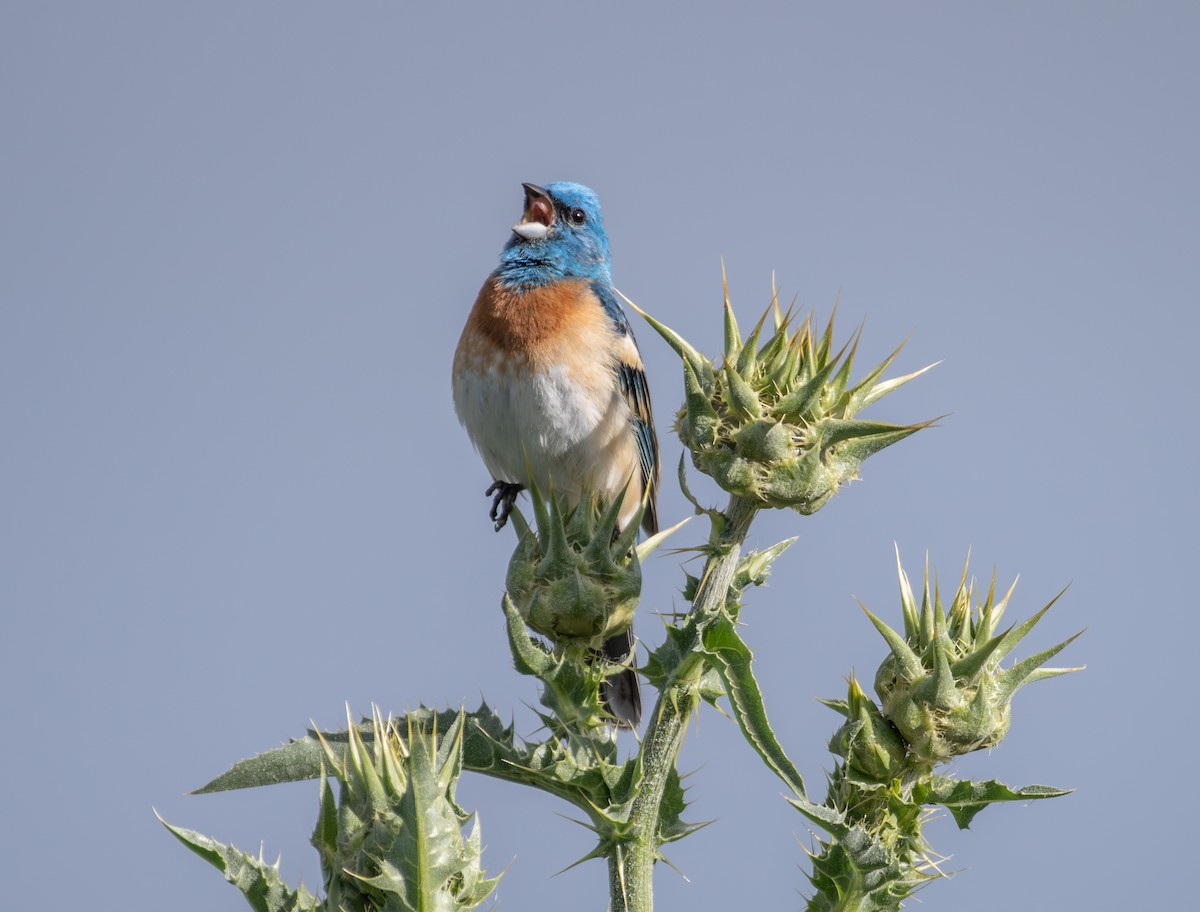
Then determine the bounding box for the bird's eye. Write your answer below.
[569,208,587,225]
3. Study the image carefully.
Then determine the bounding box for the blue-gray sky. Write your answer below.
[3,3,1196,909]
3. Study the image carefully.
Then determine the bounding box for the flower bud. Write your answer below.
[505,484,642,649]
[865,553,1081,768]
[638,279,934,515]
[829,676,907,783]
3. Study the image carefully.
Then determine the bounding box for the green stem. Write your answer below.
[610,494,759,912]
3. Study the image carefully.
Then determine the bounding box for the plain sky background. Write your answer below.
[3,3,1196,909]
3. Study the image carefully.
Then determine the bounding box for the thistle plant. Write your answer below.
[162,710,499,912]
[164,274,1080,912]
[634,274,935,513]
[799,555,1081,912]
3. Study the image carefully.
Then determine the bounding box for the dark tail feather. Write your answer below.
[641,491,659,537]
[600,627,642,728]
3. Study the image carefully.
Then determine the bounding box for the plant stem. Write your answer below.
[610,494,758,912]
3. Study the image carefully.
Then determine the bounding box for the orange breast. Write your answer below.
[458,276,615,373]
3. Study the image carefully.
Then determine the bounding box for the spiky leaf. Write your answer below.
[702,618,806,799]
[159,817,321,912]
[194,705,514,794]
[802,824,934,912]
[503,594,610,730]
[921,776,1073,829]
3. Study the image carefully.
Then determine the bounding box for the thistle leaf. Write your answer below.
[311,762,337,880]
[642,616,701,692]
[502,594,612,731]
[818,697,851,717]
[502,593,555,678]
[702,618,806,799]
[158,815,321,912]
[800,823,935,912]
[673,454,724,532]
[730,537,797,592]
[787,795,849,839]
[658,766,711,845]
[923,776,1073,830]
[193,704,515,794]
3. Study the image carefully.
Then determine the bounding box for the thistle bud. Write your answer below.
[828,675,907,784]
[634,277,934,514]
[315,709,499,911]
[865,553,1082,769]
[505,484,642,649]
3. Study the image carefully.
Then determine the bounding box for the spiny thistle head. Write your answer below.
[314,708,499,912]
[630,275,934,514]
[865,552,1082,769]
[828,674,908,785]
[505,482,643,649]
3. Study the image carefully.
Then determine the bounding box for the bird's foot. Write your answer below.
[485,481,524,531]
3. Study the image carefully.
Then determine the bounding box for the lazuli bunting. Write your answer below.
[452,181,659,726]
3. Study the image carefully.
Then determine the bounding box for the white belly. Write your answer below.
[453,361,638,507]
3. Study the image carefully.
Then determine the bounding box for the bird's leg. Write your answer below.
[485,480,524,531]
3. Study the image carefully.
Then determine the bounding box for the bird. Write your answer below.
[452,181,659,727]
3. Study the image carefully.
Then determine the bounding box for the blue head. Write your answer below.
[495,181,612,288]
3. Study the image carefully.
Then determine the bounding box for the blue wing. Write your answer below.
[590,281,659,534]
[617,360,659,535]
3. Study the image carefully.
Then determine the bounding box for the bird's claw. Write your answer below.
[485,481,524,531]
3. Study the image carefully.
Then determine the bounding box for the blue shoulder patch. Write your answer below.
[589,281,632,336]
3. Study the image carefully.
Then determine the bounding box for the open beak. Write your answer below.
[513,182,554,240]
